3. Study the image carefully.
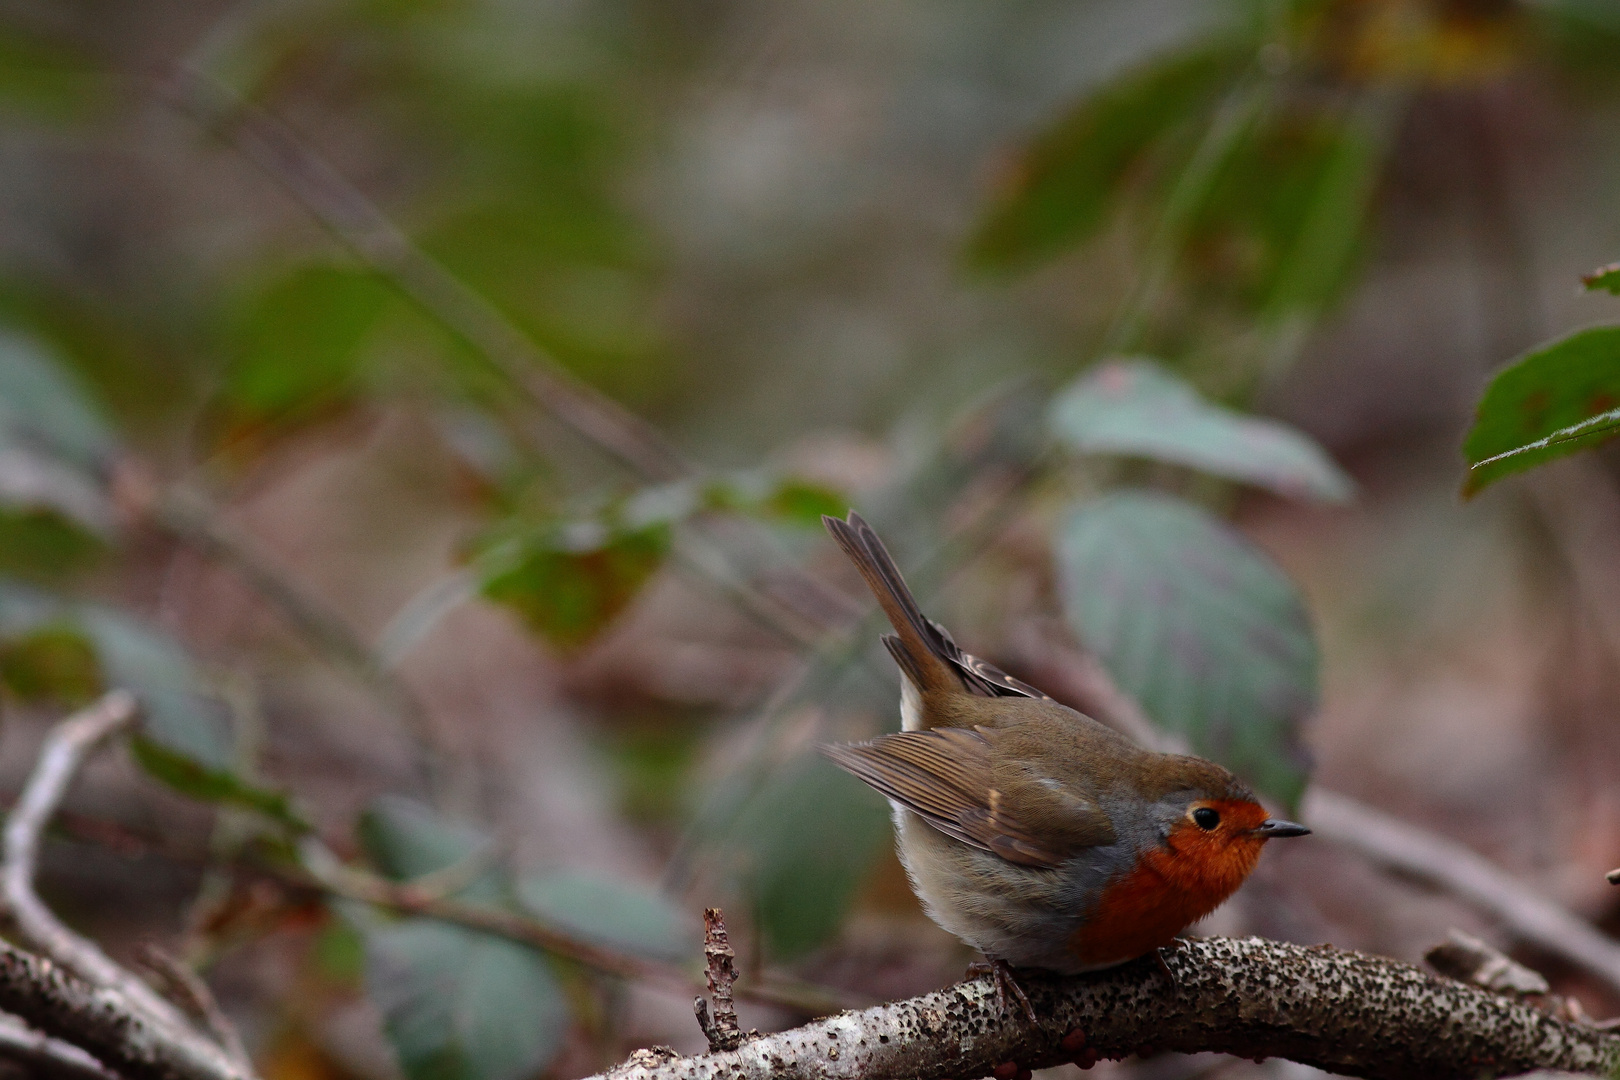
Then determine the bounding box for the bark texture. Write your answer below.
[594,937,1620,1080]
[0,944,251,1080]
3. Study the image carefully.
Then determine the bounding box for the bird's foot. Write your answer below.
[966,958,1036,1025]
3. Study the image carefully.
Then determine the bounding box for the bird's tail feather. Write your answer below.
[823,512,956,697]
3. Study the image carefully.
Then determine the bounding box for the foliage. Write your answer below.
[1,0,1614,1073]
[1462,319,1620,495]
[1055,492,1316,808]
[1050,359,1352,502]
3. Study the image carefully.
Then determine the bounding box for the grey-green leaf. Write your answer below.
[363,919,568,1080]
[1056,491,1315,807]
[358,796,503,902]
[1050,360,1353,503]
[517,872,695,961]
[0,330,117,469]
[732,753,891,960]
[76,608,234,771]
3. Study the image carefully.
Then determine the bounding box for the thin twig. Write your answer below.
[0,1011,119,1080]
[161,70,688,484]
[0,692,256,1080]
[295,840,855,1016]
[1,692,194,1034]
[588,937,1620,1080]
[149,486,445,798]
[158,69,855,652]
[135,946,252,1072]
[1303,788,1620,999]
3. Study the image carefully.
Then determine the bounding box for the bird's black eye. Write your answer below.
[1192,807,1220,830]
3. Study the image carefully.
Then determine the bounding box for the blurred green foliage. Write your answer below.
[0,0,1613,1075]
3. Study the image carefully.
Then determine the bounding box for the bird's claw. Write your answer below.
[967,958,1036,1025]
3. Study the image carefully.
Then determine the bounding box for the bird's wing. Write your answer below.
[823,727,1115,869]
[928,619,1052,700]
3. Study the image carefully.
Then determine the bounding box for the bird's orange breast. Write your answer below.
[1068,805,1265,967]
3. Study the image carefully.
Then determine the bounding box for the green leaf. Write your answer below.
[1583,260,1620,294]
[0,447,114,538]
[478,520,670,649]
[517,872,695,961]
[0,511,105,581]
[1179,101,1386,316]
[1257,97,1391,320]
[966,45,1242,272]
[225,265,394,426]
[0,623,100,704]
[1056,492,1315,807]
[129,736,308,831]
[362,919,569,1080]
[0,28,105,122]
[0,329,118,469]
[1050,360,1353,502]
[358,796,503,901]
[1462,325,1620,496]
[733,754,891,960]
[0,587,299,826]
[76,608,234,772]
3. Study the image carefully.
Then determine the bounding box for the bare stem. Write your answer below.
[149,486,445,798]
[161,70,687,484]
[1303,788,1620,999]
[295,840,856,1016]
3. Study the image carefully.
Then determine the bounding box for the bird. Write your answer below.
[819,510,1309,1014]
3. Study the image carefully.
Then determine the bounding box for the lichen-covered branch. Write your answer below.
[592,937,1620,1080]
[0,940,251,1080]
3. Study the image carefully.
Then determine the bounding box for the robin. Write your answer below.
[821,512,1309,1014]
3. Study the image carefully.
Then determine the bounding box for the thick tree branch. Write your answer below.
[593,937,1620,1080]
[0,941,250,1080]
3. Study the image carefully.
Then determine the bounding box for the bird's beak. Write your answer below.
[1253,818,1311,838]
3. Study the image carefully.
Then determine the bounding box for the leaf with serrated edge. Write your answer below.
[1056,491,1315,808]
[1582,261,1620,294]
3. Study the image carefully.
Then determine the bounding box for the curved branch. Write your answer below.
[592,937,1620,1080]
[2,692,191,1032]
